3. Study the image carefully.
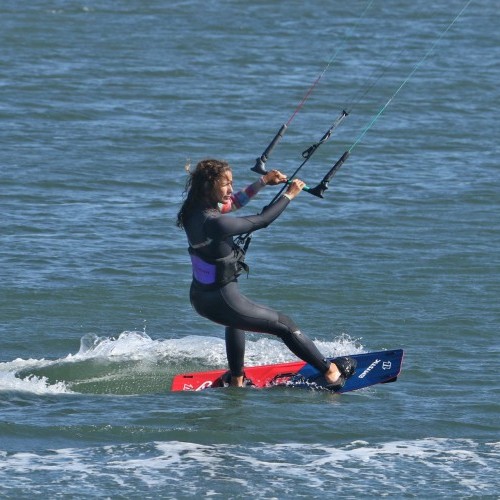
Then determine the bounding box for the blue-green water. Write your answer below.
[1,0,499,497]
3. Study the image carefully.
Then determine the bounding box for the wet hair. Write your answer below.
[176,159,231,228]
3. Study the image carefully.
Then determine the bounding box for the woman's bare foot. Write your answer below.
[323,364,342,385]
[230,375,244,387]
[322,357,358,389]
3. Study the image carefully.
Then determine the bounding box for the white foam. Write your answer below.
[0,439,497,496]
[0,356,73,394]
[0,369,71,395]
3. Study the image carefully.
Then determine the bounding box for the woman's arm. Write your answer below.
[219,170,288,214]
[219,178,266,214]
[210,176,304,239]
[208,195,291,239]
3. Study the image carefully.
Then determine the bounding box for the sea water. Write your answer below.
[1,0,499,497]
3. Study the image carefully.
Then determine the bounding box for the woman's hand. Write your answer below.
[284,178,305,200]
[263,169,287,186]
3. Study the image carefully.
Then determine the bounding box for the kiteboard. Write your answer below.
[171,349,404,393]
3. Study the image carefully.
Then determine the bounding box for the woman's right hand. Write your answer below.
[284,178,306,200]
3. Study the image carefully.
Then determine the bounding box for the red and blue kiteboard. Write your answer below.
[171,349,404,393]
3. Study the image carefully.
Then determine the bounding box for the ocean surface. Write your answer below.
[1,0,499,497]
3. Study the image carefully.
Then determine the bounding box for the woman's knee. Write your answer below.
[275,312,299,338]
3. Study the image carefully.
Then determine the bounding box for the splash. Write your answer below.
[0,331,363,396]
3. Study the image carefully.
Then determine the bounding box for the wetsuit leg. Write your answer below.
[279,328,331,374]
[225,327,245,377]
[190,281,331,374]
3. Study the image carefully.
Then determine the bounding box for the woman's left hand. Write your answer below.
[263,169,287,186]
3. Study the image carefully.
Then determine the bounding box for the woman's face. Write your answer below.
[213,170,233,204]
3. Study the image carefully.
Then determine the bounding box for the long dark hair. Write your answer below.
[176,159,231,228]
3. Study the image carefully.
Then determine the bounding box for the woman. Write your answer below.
[176,159,356,388]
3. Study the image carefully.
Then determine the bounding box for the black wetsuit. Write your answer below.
[184,195,331,377]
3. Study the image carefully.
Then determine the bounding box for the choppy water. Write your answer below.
[1,0,499,497]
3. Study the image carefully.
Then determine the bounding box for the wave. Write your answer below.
[0,331,363,396]
[0,438,498,497]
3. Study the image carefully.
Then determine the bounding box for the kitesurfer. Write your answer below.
[176,159,356,389]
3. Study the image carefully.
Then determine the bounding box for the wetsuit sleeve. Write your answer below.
[206,195,290,238]
[219,178,266,214]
